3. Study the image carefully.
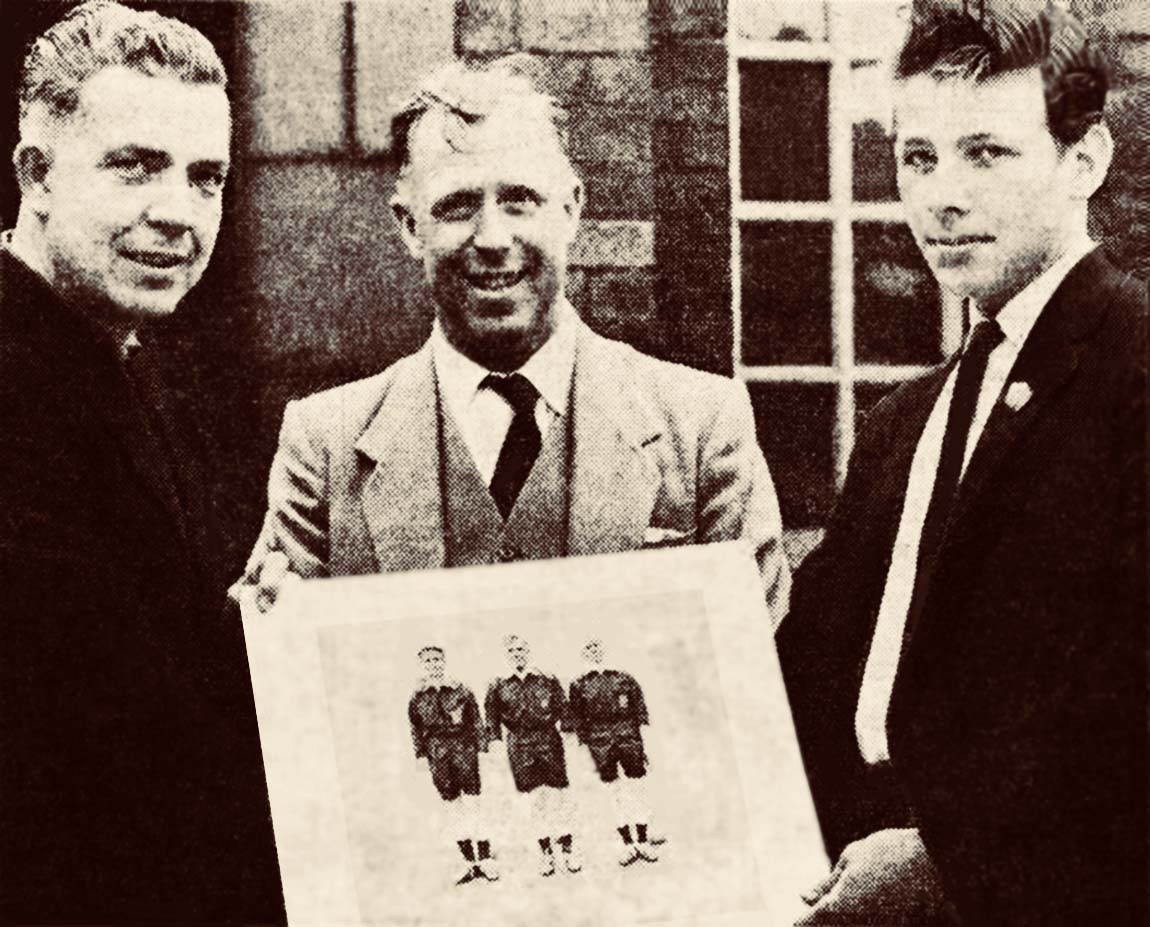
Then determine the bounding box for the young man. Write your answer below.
[779,2,1146,925]
[484,635,579,876]
[236,56,789,624]
[408,645,497,885]
[0,2,282,920]
[567,638,659,866]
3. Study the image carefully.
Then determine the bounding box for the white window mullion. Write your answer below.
[728,46,744,373]
[829,24,856,488]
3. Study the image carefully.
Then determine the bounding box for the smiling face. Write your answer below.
[894,68,1087,312]
[419,648,446,680]
[392,105,582,372]
[582,639,603,665]
[33,66,230,323]
[505,637,530,673]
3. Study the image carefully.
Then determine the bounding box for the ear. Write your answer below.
[561,175,584,236]
[13,143,53,219]
[390,193,423,259]
[1065,122,1113,201]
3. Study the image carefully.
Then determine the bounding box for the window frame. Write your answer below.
[728,7,964,492]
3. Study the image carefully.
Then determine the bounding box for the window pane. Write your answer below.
[741,221,833,365]
[850,61,897,202]
[855,382,901,427]
[854,221,942,365]
[748,383,837,528]
[732,0,827,42]
[739,61,829,202]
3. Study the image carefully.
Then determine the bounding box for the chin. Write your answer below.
[109,290,186,320]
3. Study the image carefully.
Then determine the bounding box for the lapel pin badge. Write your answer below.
[1004,382,1032,411]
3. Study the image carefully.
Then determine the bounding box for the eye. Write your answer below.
[106,154,152,184]
[189,164,227,197]
[899,148,936,173]
[431,193,480,222]
[969,143,1017,167]
[499,185,544,215]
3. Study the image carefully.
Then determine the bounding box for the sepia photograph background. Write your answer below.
[317,590,761,926]
[3,0,1145,580]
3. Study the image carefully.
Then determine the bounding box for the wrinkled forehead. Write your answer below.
[893,68,1049,144]
[402,105,574,199]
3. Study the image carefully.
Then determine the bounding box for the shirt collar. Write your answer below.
[971,234,1096,349]
[430,299,577,417]
[510,666,544,680]
[415,675,460,691]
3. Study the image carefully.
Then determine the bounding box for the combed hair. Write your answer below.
[20,0,226,122]
[894,0,1109,145]
[390,55,570,175]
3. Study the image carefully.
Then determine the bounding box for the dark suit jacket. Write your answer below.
[778,250,1147,926]
[0,250,284,921]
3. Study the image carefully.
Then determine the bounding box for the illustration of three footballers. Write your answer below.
[408,635,661,886]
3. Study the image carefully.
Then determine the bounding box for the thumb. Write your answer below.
[801,853,847,905]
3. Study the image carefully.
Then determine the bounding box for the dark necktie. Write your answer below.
[912,318,1004,605]
[484,372,542,519]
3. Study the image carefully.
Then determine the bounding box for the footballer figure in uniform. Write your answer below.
[408,646,497,885]
[485,635,579,876]
[568,639,660,866]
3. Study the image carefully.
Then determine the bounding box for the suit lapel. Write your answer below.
[946,250,1112,537]
[568,324,663,556]
[353,345,446,572]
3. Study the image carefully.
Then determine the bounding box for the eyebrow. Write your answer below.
[430,189,481,214]
[99,145,169,163]
[190,157,231,173]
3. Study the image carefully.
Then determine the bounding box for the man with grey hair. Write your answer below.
[0,2,282,920]
[239,56,789,625]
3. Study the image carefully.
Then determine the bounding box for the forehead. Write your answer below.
[893,68,1049,143]
[404,106,573,202]
[62,65,230,156]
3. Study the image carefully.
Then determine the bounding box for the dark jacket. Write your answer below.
[0,250,284,922]
[777,250,1148,926]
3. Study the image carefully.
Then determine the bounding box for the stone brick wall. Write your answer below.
[1075,0,1150,280]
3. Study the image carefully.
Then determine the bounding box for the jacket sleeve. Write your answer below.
[246,399,331,581]
[408,694,426,759]
[465,689,485,749]
[484,681,503,742]
[698,378,791,626]
[631,676,649,727]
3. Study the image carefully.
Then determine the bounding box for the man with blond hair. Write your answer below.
[0,2,282,920]
[237,55,789,623]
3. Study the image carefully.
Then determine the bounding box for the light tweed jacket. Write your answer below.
[253,319,790,618]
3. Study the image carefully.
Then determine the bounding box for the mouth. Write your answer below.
[465,269,528,292]
[119,248,193,270]
[926,235,995,247]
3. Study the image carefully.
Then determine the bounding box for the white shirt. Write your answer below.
[430,300,577,485]
[855,236,1096,765]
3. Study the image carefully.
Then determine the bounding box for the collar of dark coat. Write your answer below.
[0,249,133,374]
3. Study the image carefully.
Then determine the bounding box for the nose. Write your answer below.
[920,160,972,231]
[472,199,514,255]
[141,171,201,237]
